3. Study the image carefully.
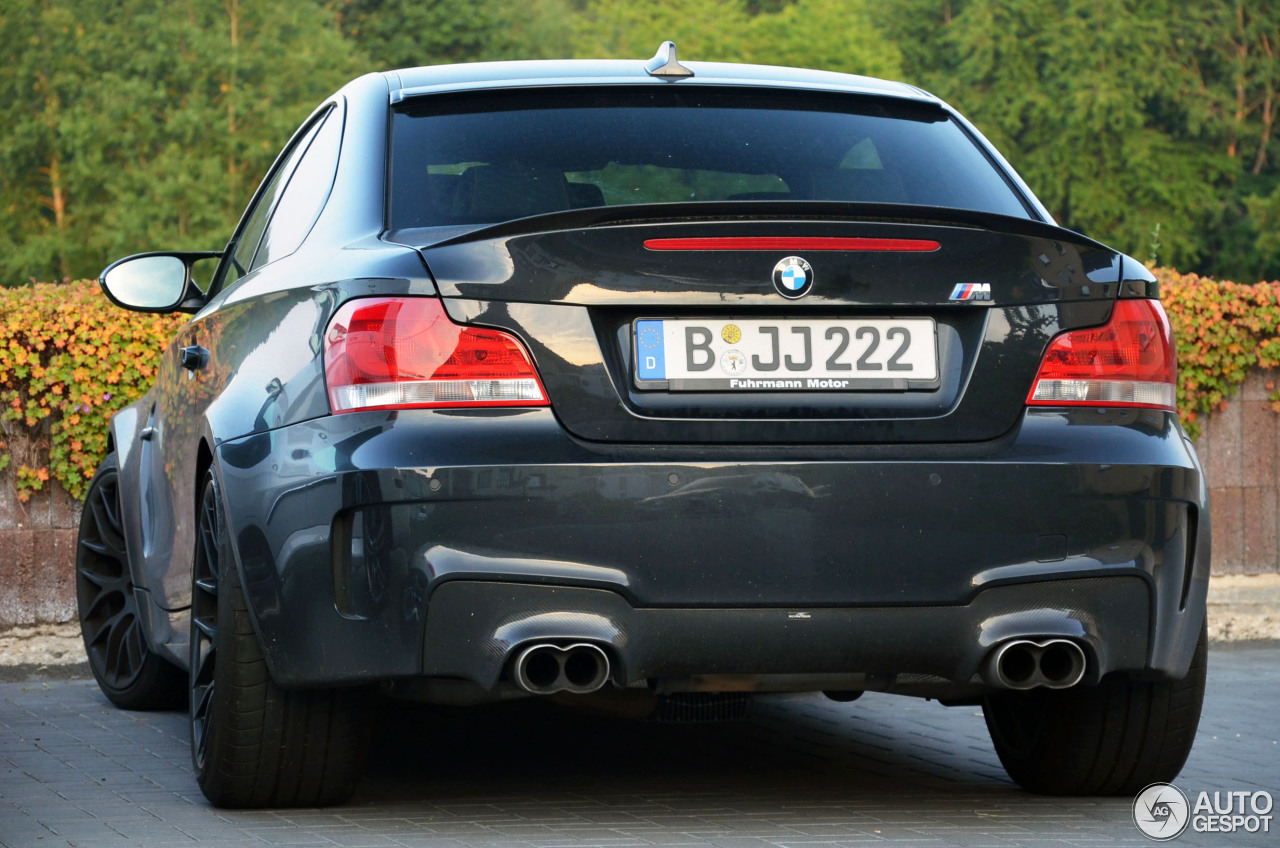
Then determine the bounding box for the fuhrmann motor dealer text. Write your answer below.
[727,378,853,389]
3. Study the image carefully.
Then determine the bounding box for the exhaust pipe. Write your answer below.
[1037,639,1087,688]
[984,638,1086,690]
[512,643,611,695]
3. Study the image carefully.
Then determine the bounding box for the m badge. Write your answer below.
[949,283,992,302]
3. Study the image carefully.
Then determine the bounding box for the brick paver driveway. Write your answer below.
[2,643,1276,847]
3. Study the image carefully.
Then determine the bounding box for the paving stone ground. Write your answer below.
[1,642,1277,848]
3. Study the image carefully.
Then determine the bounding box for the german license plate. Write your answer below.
[634,317,937,391]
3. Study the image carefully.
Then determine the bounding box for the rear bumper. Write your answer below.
[213,407,1209,690]
[420,577,1152,698]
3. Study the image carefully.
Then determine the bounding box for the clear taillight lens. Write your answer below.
[1026,299,1176,411]
[323,297,549,413]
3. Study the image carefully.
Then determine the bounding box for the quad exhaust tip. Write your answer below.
[984,638,1087,690]
[513,642,611,695]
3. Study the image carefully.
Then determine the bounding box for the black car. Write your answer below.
[80,44,1208,808]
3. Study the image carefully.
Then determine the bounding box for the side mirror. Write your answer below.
[100,251,221,313]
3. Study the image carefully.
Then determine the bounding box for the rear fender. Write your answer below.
[105,393,185,664]
[107,394,153,593]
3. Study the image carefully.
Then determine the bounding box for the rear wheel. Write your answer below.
[189,470,368,808]
[75,452,185,710]
[984,622,1207,795]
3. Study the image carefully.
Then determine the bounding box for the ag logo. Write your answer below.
[772,256,813,299]
[1133,783,1190,840]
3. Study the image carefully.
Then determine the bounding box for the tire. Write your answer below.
[984,621,1207,795]
[75,452,186,710]
[189,470,368,808]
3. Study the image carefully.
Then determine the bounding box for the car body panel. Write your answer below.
[134,247,436,611]
[208,406,1206,691]
[97,56,1208,707]
[419,576,1154,696]
[412,214,1119,444]
[388,59,941,106]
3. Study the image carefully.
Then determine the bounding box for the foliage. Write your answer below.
[0,281,183,501]
[571,0,755,61]
[0,0,363,284]
[741,0,901,78]
[570,0,899,78]
[1159,266,1280,439]
[877,0,1280,282]
[2,1,1280,282]
[339,0,576,68]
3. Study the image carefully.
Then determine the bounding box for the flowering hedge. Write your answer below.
[1,271,1278,502]
[0,281,184,501]
[1158,268,1280,440]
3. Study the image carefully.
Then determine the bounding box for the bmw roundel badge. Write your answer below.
[772,256,814,299]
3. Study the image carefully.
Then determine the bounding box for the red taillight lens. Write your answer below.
[324,297,549,413]
[1026,299,1176,411]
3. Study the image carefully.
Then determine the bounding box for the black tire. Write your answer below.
[76,452,186,710]
[189,470,368,808]
[984,622,1208,795]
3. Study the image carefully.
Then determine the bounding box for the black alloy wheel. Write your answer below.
[76,453,184,709]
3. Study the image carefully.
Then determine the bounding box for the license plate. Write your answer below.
[634,317,938,391]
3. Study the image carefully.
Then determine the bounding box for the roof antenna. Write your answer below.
[645,41,694,81]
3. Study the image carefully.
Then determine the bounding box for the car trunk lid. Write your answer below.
[400,205,1120,445]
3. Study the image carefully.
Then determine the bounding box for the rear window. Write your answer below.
[389,87,1031,230]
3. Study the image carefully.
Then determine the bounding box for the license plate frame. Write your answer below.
[632,316,940,392]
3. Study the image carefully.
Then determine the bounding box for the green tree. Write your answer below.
[0,1,100,280]
[1172,1,1280,279]
[0,0,363,283]
[741,0,901,79]
[881,0,1280,280]
[339,0,575,69]
[570,0,899,77]
[4,0,1279,285]
[571,0,753,60]
[882,0,1230,271]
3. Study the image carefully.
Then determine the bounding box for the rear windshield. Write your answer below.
[389,87,1031,230]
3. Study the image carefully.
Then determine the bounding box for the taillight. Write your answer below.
[1026,299,1176,411]
[324,297,549,413]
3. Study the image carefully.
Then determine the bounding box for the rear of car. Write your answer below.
[89,53,1209,807]
[286,79,1205,690]
[265,72,1207,790]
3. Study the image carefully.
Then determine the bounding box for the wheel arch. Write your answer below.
[195,438,214,529]
[198,441,287,684]
[103,395,152,594]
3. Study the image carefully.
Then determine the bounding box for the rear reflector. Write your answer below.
[324,297,548,413]
[643,237,940,252]
[1027,299,1176,411]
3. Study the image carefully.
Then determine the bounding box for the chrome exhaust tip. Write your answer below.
[513,644,563,694]
[561,643,610,693]
[1037,639,1086,689]
[984,638,1087,690]
[986,640,1039,690]
[512,642,611,695]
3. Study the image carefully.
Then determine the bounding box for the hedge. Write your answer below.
[0,281,184,501]
[1,271,1278,501]
[1159,268,1280,439]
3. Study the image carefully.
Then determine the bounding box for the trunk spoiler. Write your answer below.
[385,201,1107,253]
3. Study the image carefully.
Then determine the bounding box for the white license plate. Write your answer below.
[634,317,938,391]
